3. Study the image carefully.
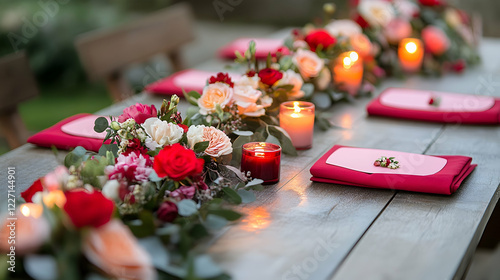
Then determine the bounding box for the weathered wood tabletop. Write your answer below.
[1,31,500,280]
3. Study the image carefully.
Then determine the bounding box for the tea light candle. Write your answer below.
[241,142,281,184]
[333,51,363,96]
[398,38,424,73]
[20,203,43,218]
[279,101,315,150]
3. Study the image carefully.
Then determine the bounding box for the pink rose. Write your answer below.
[422,26,450,55]
[383,18,412,45]
[169,186,196,201]
[118,103,158,124]
[83,219,156,280]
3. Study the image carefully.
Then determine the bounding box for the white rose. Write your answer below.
[233,85,262,104]
[325,19,362,38]
[142,118,184,149]
[278,70,305,99]
[186,125,206,149]
[393,0,419,21]
[235,75,260,89]
[358,0,395,27]
[102,180,120,201]
[198,83,233,115]
[292,49,325,79]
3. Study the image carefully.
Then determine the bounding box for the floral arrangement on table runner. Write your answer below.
[3,96,263,280]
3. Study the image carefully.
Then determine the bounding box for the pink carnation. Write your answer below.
[422,26,450,56]
[118,103,157,124]
[107,151,153,183]
[168,186,196,201]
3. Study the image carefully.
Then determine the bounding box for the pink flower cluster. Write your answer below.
[107,151,153,183]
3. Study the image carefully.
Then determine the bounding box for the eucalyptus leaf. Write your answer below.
[267,125,298,156]
[265,133,281,146]
[98,144,119,158]
[185,90,202,106]
[246,178,264,187]
[302,83,315,98]
[64,146,87,168]
[232,130,254,136]
[138,236,170,273]
[149,170,162,182]
[94,117,109,133]
[177,199,198,216]
[204,214,228,230]
[24,255,58,280]
[208,209,242,221]
[237,189,256,203]
[194,254,224,279]
[222,187,242,204]
[312,92,332,109]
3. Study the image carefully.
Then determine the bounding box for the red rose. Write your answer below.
[209,72,234,87]
[246,70,256,77]
[153,143,204,181]
[64,190,114,228]
[451,59,466,73]
[258,68,283,86]
[21,179,43,203]
[418,0,444,6]
[178,124,189,133]
[118,103,157,124]
[304,30,336,52]
[157,201,178,222]
[352,13,370,29]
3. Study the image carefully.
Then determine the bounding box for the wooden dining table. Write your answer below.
[1,29,500,280]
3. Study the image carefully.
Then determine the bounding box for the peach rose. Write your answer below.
[0,209,50,256]
[292,49,324,79]
[350,33,373,58]
[277,70,305,99]
[232,85,271,117]
[383,18,412,45]
[422,26,450,55]
[237,95,273,117]
[235,75,259,89]
[198,83,233,115]
[202,126,233,157]
[233,85,261,104]
[83,219,157,280]
[325,19,362,38]
[315,67,332,91]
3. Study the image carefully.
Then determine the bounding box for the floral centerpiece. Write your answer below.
[2,96,264,280]
[351,0,480,76]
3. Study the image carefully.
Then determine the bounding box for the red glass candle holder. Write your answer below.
[241,142,281,185]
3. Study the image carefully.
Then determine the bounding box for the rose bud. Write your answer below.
[157,201,178,222]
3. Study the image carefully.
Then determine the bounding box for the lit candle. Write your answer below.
[241,142,281,184]
[20,203,43,218]
[279,101,315,150]
[398,38,424,73]
[333,51,363,96]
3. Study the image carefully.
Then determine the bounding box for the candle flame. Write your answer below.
[343,57,352,69]
[255,147,266,157]
[291,101,301,118]
[405,42,417,54]
[349,51,359,62]
[21,205,30,217]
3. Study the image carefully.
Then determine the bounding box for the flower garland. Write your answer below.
[3,96,264,280]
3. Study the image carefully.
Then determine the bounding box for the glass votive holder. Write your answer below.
[279,101,315,150]
[241,142,281,185]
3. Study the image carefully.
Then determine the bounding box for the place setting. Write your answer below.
[1,1,499,280]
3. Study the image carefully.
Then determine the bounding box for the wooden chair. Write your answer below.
[0,51,39,149]
[75,3,195,102]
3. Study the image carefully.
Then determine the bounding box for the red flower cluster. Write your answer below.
[122,139,151,163]
[153,143,204,181]
[305,30,336,52]
[64,190,114,228]
[258,68,283,86]
[418,0,445,6]
[209,72,234,88]
[246,70,256,77]
[21,178,43,203]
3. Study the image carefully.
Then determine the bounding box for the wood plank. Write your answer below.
[331,40,500,280]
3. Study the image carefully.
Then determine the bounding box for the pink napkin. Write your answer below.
[310,145,476,195]
[145,69,242,96]
[367,88,500,124]
[218,38,284,59]
[27,114,109,152]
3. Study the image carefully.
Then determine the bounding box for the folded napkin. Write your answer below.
[310,145,476,195]
[145,69,241,96]
[218,38,284,59]
[27,114,108,152]
[366,88,500,124]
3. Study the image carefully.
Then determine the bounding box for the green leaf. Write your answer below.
[98,144,119,158]
[237,189,256,203]
[177,199,198,216]
[193,141,210,153]
[316,116,332,131]
[222,187,242,204]
[208,209,242,221]
[185,90,202,106]
[204,214,228,230]
[94,117,109,133]
[246,178,264,187]
[127,211,156,238]
[267,125,298,156]
[194,254,224,279]
[230,135,252,166]
[265,133,281,146]
[64,146,87,168]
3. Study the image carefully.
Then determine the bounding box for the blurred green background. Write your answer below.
[0,0,497,155]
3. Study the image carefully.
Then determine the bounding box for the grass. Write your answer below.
[0,83,113,155]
